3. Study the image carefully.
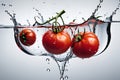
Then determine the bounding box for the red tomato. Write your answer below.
[72,32,99,58]
[42,30,71,54]
[19,29,36,46]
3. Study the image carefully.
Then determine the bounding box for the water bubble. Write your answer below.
[1,3,6,6]
[100,0,103,3]
[9,4,12,7]
[5,10,8,13]
[88,49,91,52]
[46,58,50,64]
[46,68,50,72]
[46,58,50,62]
[53,41,56,45]
[64,75,68,80]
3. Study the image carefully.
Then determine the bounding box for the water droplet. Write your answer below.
[94,51,97,53]
[46,58,50,64]
[64,75,68,80]
[53,41,56,44]
[88,49,91,52]
[5,10,8,13]
[100,0,103,3]
[46,68,50,72]
[60,77,64,80]
[46,58,50,62]
[1,3,6,6]
[9,4,12,7]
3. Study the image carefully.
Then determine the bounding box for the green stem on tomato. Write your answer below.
[75,29,82,42]
[34,10,65,26]
[75,35,82,42]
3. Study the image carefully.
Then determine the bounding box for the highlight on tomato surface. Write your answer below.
[19,29,36,46]
[72,31,99,58]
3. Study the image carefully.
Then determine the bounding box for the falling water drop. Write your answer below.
[60,77,64,80]
[64,75,69,80]
[9,4,12,7]
[1,3,6,6]
[46,68,50,72]
[46,58,50,64]
[46,58,50,62]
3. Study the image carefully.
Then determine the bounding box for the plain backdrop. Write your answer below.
[0,0,120,80]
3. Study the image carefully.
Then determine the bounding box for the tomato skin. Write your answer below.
[72,32,99,58]
[42,30,71,54]
[19,29,36,46]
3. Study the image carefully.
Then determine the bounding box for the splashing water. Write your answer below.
[0,0,120,80]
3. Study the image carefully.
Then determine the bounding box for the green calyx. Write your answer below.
[74,28,86,42]
[21,33,27,42]
[75,35,82,42]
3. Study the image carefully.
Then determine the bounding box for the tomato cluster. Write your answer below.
[19,27,99,58]
[42,29,99,58]
[18,10,99,58]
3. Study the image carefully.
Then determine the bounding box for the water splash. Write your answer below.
[0,0,120,80]
[91,0,103,17]
[111,0,120,17]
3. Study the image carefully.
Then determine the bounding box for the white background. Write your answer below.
[0,0,120,80]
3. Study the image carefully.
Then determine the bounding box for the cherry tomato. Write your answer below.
[72,32,99,58]
[42,30,71,54]
[19,29,36,46]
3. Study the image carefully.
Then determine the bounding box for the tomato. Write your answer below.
[19,29,36,46]
[72,32,99,58]
[42,30,71,54]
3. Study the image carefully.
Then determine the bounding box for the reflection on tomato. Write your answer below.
[42,30,71,55]
[72,32,99,58]
[19,29,36,46]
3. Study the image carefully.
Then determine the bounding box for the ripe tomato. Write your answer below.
[19,29,36,46]
[42,30,71,54]
[72,32,99,58]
